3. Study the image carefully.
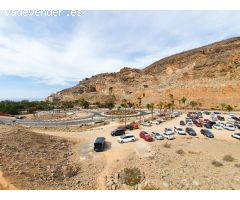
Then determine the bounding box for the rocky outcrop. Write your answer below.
[48,37,240,109]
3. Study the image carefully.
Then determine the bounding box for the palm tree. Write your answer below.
[169,94,175,112]
[221,103,227,111]
[181,97,187,110]
[146,103,151,110]
[137,97,142,122]
[149,103,155,120]
[226,105,233,112]
[189,101,198,110]
[122,99,127,126]
[157,101,164,114]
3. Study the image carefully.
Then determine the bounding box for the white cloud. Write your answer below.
[0,11,240,86]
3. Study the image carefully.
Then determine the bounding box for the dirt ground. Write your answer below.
[24,111,91,120]
[0,112,240,190]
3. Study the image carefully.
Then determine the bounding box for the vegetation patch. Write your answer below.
[212,160,223,167]
[234,164,240,168]
[142,184,160,190]
[176,149,185,155]
[223,155,234,162]
[163,143,171,148]
[119,167,142,186]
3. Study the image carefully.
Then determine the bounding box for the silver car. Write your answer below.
[151,131,164,140]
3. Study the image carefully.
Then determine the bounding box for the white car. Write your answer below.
[227,118,236,123]
[150,120,160,125]
[151,131,164,140]
[164,128,174,135]
[219,122,225,127]
[232,133,240,140]
[186,121,193,126]
[141,122,151,126]
[118,134,136,143]
[211,116,218,121]
[213,124,222,130]
[224,123,235,131]
[174,126,186,135]
[163,132,175,140]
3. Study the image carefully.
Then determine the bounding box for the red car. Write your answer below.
[139,131,154,142]
[195,122,203,127]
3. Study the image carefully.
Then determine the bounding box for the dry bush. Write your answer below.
[234,164,240,168]
[176,149,185,155]
[223,155,234,162]
[212,160,223,167]
[163,143,171,148]
[142,184,160,190]
[120,167,142,186]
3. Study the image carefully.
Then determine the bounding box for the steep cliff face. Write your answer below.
[47,37,240,109]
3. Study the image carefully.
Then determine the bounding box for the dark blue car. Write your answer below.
[204,123,212,129]
[185,127,197,136]
[200,129,214,138]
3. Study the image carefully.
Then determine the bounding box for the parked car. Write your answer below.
[164,128,174,135]
[227,117,236,123]
[213,124,222,130]
[204,123,212,129]
[195,122,203,127]
[180,120,186,126]
[163,132,175,140]
[139,131,154,142]
[130,122,139,129]
[223,123,235,131]
[232,133,240,140]
[217,115,225,121]
[185,127,197,136]
[118,134,136,143]
[150,120,160,125]
[213,111,221,115]
[211,116,218,121]
[141,122,151,126]
[151,131,164,140]
[203,111,211,115]
[235,123,240,129]
[186,121,193,126]
[111,127,126,136]
[94,137,106,152]
[200,129,214,138]
[174,126,185,135]
[208,121,217,126]
[203,119,210,123]
[125,124,134,130]
[219,122,226,127]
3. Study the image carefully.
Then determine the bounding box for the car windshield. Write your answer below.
[166,128,172,131]
[155,133,160,136]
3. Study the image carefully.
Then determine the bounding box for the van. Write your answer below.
[94,137,106,152]
[111,127,126,136]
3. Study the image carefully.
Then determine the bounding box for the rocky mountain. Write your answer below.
[47,37,240,110]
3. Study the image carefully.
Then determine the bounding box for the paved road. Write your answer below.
[0,110,150,127]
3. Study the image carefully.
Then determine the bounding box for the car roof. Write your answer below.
[122,134,134,137]
[95,137,105,143]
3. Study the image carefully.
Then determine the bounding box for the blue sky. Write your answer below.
[0,11,240,100]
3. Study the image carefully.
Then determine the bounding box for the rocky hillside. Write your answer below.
[47,37,240,109]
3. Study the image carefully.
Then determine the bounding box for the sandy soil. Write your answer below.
[0,112,240,189]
